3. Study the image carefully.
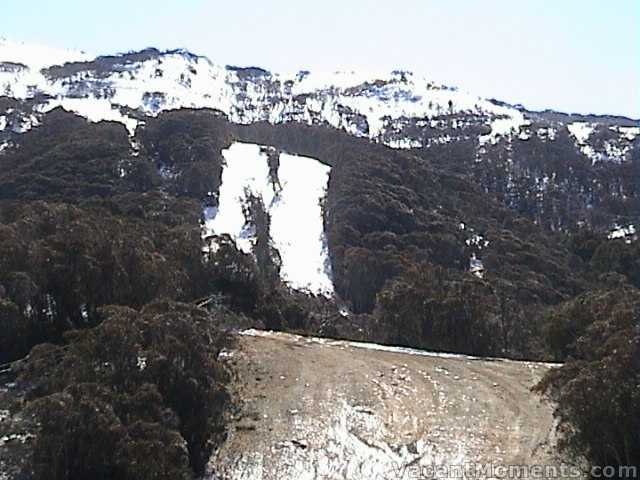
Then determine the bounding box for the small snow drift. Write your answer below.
[608,223,637,244]
[204,142,333,295]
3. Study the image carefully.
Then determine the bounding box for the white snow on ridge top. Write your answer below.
[0,38,92,69]
[0,40,529,146]
[288,69,396,93]
[287,69,529,141]
[204,142,333,295]
[1,40,634,156]
[55,53,236,117]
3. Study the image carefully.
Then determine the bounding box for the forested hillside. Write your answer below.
[0,107,639,477]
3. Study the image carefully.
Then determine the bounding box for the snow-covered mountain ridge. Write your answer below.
[1,38,637,162]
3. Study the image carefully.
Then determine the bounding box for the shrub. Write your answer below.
[21,301,232,480]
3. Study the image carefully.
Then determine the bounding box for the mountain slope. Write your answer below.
[1,41,638,243]
[1,42,639,355]
[1,40,640,480]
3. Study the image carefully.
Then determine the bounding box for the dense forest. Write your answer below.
[0,108,638,477]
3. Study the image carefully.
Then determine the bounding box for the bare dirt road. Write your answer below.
[210,330,575,480]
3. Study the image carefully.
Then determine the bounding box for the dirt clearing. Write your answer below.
[210,330,575,479]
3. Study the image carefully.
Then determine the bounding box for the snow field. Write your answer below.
[204,142,333,294]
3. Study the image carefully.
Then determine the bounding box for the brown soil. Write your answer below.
[210,330,578,480]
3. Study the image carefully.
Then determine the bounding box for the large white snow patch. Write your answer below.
[204,142,333,295]
[271,152,333,294]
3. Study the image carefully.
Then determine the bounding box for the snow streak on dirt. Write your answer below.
[210,330,571,480]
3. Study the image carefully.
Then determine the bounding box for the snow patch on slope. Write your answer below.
[613,125,640,141]
[567,121,602,161]
[567,121,594,144]
[204,143,276,253]
[204,142,333,294]
[608,224,636,243]
[567,121,638,163]
[41,97,139,134]
[271,152,333,294]
[480,111,529,145]
[63,53,235,115]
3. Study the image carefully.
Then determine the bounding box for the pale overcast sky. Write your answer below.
[3,0,638,118]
